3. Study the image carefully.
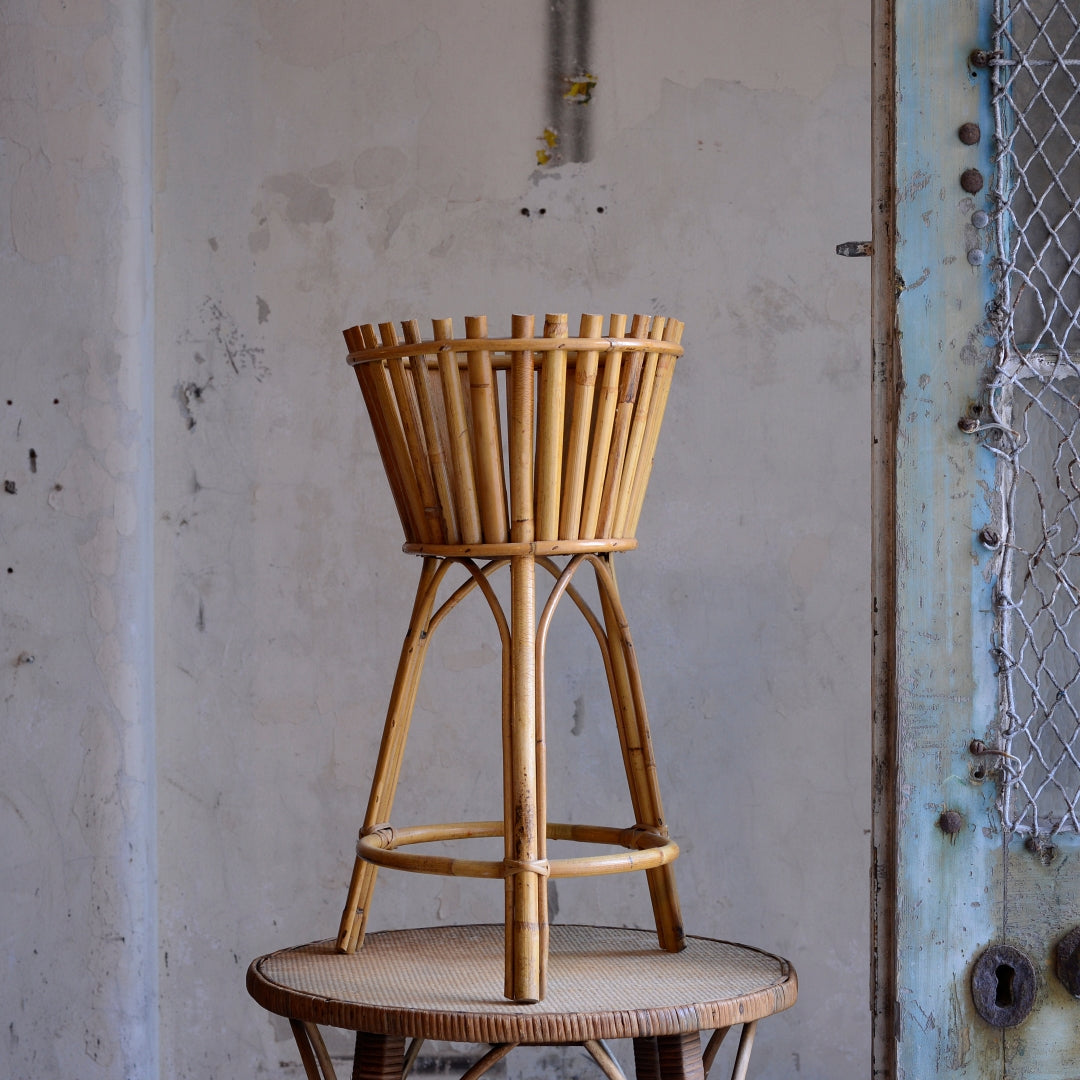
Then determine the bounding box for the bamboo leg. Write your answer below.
[290,1020,338,1080]
[505,547,542,1001]
[594,555,685,953]
[337,557,444,953]
[701,1028,732,1079]
[503,317,544,1002]
[352,1032,406,1080]
[729,1024,757,1080]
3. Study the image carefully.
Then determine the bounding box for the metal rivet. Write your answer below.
[961,168,985,194]
[1056,927,1080,997]
[939,810,964,834]
[968,248,986,266]
[971,945,1037,1028]
[958,416,980,433]
[959,122,982,145]
[971,210,990,228]
[979,527,1001,549]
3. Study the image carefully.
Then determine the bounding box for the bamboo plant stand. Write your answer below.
[338,313,686,1003]
[247,925,798,1080]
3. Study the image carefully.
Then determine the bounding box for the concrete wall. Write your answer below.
[3,2,871,1078]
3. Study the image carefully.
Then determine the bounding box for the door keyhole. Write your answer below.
[995,964,1015,1007]
[972,945,1036,1027]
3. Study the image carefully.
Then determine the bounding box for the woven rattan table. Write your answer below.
[247,925,797,1080]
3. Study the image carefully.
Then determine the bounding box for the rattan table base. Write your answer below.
[247,925,797,1080]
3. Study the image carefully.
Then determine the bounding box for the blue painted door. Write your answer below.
[880,0,1080,1075]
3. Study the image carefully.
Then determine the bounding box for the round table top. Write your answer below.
[247,925,797,1045]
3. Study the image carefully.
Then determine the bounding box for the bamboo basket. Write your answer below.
[344,313,683,551]
[338,313,686,1004]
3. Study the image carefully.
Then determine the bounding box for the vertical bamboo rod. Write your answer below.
[465,315,508,542]
[595,314,648,538]
[535,313,568,540]
[380,322,443,545]
[402,320,457,543]
[507,537,541,1001]
[358,323,431,543]
[509,315,536,542]
[506,313,543,998]
[580,313,627,539]
[434,318,483,544]
[560,313,604,539]
[625,319,682,536]
[345,326,413,541]
[611,316,666,537]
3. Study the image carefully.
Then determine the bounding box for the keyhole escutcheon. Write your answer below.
[972,945,1037,1028]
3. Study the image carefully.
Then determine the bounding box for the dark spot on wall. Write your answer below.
[571,695,585,735]
[3,480,16,495]
[28,449,37,473]
[197,600,205,633]
[174,379,211,430]
[208,237,218,251]
[257,296,270,324]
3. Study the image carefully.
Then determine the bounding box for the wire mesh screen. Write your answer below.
[987,0,1080,835]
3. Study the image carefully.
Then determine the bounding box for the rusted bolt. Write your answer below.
[958,416,980,433]
[961,168,986,194]
[1056,927,1080,997]
[1026,833,1056,863]
[969,49,1002,68]
[959,122,982,145]
[939,809,964,834]
[979,527,1001,549]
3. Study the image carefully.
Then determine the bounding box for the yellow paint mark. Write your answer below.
[536,127,559,167]
[563,72,597,103]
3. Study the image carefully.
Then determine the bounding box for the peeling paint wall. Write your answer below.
[1,0,156,1077]
[4,1,870,1078]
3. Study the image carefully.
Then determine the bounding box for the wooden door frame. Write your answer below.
[870,0,898,1075]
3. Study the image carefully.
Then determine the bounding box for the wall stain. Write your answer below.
[263,173,335,225]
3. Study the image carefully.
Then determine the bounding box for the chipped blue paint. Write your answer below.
[893,0,1001,1076]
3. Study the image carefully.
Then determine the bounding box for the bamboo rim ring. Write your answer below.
[347,336,684,369]
[356,820,679,880]
[401,538,637,557]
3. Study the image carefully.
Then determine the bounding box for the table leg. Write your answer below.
[352,1031,406,1080]
[634,1032,704,1080]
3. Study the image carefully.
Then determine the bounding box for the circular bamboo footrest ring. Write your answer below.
[356,821,678,880]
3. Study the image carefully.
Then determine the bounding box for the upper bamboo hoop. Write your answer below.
[344,313,684,549]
